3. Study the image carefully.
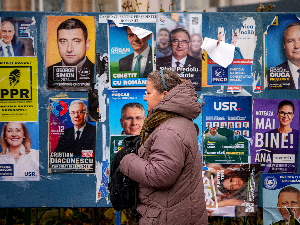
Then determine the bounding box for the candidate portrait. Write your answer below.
[47,17,95,90]
[156,28,202,90]
[118,26,153,78]
[54,100,96,156]
[0,21,23,57]
[268,22,300,89]
[120,103,145,135]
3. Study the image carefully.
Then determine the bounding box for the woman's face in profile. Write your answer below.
[191,36,202,52]
[5,122,24,148]
[223,177,245,191]
[277,105,294,126]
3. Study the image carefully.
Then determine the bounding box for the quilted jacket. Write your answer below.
[120,80,208,224]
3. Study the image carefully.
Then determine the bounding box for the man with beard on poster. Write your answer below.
[268,22,300,89]
[47,18,94,90]
[156,28,202,90]
[118,26,153,78]
[54,100,96,156]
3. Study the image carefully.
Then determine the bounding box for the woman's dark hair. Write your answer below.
[147,69,183,94]
[278,100,295,113]
[218,164,255,195]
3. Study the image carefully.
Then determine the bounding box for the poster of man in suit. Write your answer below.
[156,13,202,90]
[266,14,300,89]
[108,19,155,88]
[48,98,96,173]
[46,16,95,91]
[0,17,35,57]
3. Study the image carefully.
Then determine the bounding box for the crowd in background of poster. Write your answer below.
[251,98,299,173]
[202,95,251,164]
[156,13,202,90]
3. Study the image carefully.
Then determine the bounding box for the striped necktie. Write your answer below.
[6,46,12,56]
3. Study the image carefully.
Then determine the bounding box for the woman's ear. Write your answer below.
[163,91,168,96]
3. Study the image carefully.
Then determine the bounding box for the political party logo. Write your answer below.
[9,69,21,87]
[0,66,32,100]
[211,67,228,83]
[160,17,165,23]
[264,176,277,189]
[51,100,68,116]
[82,150,93,157]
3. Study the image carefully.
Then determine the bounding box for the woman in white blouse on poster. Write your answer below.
[0,122,39,181]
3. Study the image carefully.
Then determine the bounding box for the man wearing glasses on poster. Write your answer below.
[156,28,202,90]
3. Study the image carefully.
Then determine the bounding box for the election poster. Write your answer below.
[108,89,147,136]
[203,164,259,217]
[0,17,36,57]
[263,174,300,224]
[203,14,256,87]
[108,17,155,88]
[156,13,202,91]
[48,98,96,173]
[265,14,300,89]
[0,122,39,181]
[46,16,95,91]
[202,95,251,164]
[0,57,38,122]
[251,98,299,173]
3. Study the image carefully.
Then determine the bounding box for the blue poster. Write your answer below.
[202,95,252,163]
[108,89,147,136]
[263,174,300,224]
[204,14,256,86]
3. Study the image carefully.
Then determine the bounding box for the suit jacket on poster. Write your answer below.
[54,123,96,156]
[118,47,153,78]
[267,60,296,89]
[12,42,23,56]
[47,57,94,89]
[156,54,202,70]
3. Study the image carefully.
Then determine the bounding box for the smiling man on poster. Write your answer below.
[47,18,94,90]
[0,21,22,56]
[118,26,153,78]
[156,28,202,90]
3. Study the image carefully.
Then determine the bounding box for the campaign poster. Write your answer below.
[202,95,251,164]
[203,164,259,217]
[108,89,147,136]
[263,174,300,224]
[48,98,96,173]
[0,17,35,57]
[193,111,202,155]
[203,14,256,87]
[251,98,299,173]
[46,16,95,91]
[0,57,38,122]
[156,13,202,91]
[0,122,39,181]
[108,18,155,88]
[265,14,300,89]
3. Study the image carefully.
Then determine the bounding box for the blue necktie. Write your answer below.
[176,61,180,68]
[6,46,12,56]
[297,68,300,89]
[134,55,142,73]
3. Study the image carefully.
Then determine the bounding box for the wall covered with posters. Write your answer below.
[0,11,300,220]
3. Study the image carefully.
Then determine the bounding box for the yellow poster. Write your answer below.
[0,57,38,121]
